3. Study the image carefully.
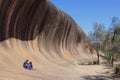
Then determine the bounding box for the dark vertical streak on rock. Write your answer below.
[0,0,12,41]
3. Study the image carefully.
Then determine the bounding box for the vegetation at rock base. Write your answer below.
[88,17,120,68]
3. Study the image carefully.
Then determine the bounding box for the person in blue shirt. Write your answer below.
[23,60,29,69]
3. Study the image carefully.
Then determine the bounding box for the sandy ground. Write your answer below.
[0,62,114,80]
[74,64,113,80]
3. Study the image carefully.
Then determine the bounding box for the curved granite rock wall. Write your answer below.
[0,0,95,65]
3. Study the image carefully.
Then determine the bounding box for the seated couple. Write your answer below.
[23,60,33,70]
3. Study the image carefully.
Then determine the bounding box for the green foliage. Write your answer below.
[88,17,120,67]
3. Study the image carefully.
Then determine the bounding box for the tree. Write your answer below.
[102,31,113,65]
[88,23,105,64]
[110,17,120,66]
[102,17,120,66]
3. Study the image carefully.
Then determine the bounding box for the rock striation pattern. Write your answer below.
[0,0,95,65]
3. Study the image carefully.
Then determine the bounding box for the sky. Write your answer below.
[50,0,120,35]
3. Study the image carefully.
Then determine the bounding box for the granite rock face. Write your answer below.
[0,0,95,64]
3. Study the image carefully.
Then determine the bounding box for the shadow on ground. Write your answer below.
[112,75,120,80]
[82,75,112,80]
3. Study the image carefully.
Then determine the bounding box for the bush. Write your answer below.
[114,65,120,74]
[93,60,99,65]
[88,62,92,65]
[87,60,99,65]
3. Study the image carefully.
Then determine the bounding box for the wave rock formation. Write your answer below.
[0,0,96,80]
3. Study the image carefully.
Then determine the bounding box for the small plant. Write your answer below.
[93,60,98,65]
[114,65,120,74]
[88,62,92,65]
[87,60,99,65]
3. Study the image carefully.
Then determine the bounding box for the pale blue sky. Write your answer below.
[50,0,120,35]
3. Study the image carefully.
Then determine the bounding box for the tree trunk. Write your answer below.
[97,44,99,64]
[111,53,114,67]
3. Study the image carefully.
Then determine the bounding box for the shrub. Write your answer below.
[114,65,120,74]
[87,60,98,65]
[93,60,99,65]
